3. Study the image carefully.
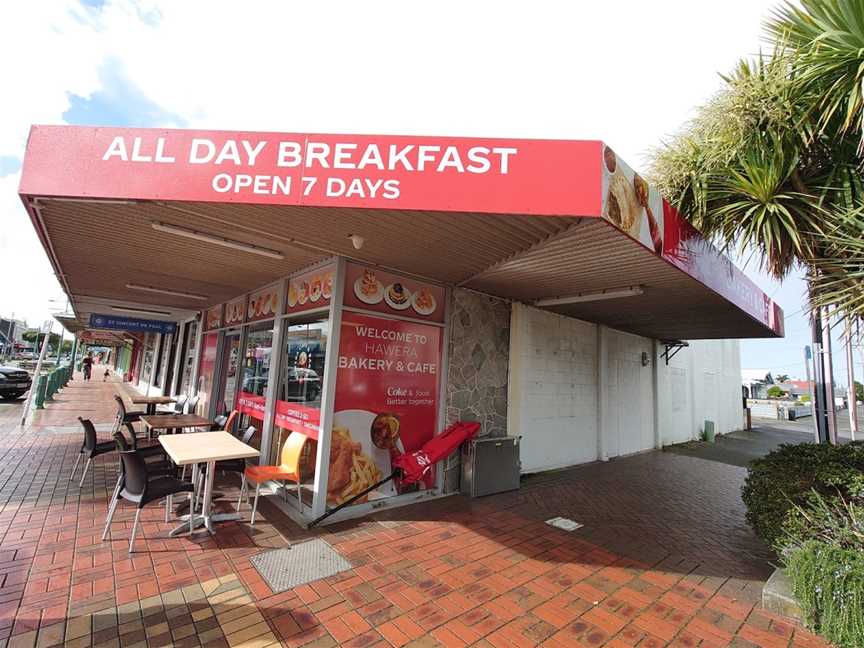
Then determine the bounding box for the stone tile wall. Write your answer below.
[443,288,511,492]
[445,289,511,437]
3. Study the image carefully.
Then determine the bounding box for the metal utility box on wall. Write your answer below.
[461,436,521,498]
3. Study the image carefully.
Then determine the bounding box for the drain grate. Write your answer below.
[250,538,353,593]
[545,516,584,532]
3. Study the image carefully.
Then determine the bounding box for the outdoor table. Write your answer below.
[159,431,259,535]
[139,413,212,439]
[130,395,176,416]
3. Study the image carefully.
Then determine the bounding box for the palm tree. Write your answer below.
[650,0,864,443]
[765,0,864,317]
[766,0,864,148]
[650,52,837,280]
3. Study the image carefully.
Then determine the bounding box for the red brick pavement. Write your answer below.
[0,369,832,647]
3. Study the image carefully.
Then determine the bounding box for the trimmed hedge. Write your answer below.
[741,442,864,549]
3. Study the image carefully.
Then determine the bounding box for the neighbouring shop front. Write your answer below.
[20,125,784,525]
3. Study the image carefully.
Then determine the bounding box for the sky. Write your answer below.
[0,0,859,385]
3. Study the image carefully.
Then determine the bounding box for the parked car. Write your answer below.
[0,365,32,400]
[282,367,321,403]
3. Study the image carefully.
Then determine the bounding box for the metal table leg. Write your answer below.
[168,463,199,537]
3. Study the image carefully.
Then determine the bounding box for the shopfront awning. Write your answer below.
[19,125,783,340]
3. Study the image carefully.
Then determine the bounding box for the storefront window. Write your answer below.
[141,334,156,386]
[157,333,173,390]
[236,324,273,433]
[179,321,198,395]
[197,332,219,415]
[217,333,241,415]
[271,318,329,473]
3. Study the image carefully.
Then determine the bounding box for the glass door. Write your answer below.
[216,333,241,415]
[196,332,219,416]
[236,324,274,439]
[271,318,329,500]
[179,320,198,396]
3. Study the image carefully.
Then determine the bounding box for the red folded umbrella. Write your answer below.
[310,420,481,526]
[392,421,481,484]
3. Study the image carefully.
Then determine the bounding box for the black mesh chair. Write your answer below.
[108,428,179,525]
[71,418,116,487]
[195,426,257,507]
[211,414,228,431]
[201,425,258,484]
[114,394,145,424]
[102,449,195,553]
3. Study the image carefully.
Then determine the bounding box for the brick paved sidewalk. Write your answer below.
[0,370,831,647]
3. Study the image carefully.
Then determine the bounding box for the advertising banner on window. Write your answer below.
[274,401,321,439]
[237,392,266,421]
[328,312,441,506]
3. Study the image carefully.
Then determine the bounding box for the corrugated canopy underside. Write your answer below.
[32,199,778,339]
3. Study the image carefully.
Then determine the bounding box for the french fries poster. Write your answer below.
[328,312,441,505]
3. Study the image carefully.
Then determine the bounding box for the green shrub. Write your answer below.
[767,385,785,398]
[741,442,864,549]
[799,394,811,403]
[786,540,864,648]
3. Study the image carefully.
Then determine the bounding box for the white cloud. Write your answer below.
[3,0,800,346]
[93,0,777,165]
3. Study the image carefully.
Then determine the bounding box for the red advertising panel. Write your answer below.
[328,312,441,506]
[204,305,223,331]
[224,296,246,326]
[286,264,335,315]
[19,126,602,217]
[343,262,445,323]
[247,283,281,322]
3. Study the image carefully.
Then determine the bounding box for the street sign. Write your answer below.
[89,313,176,334]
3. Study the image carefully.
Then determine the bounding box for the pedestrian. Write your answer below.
[82,352,93,381]
[103,368,110,381]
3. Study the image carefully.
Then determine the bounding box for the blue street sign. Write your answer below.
[89,313,177,335]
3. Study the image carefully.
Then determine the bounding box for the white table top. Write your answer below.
[158,431,260,466]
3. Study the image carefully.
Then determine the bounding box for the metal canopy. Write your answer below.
[32,198,777,339]
[17,125,783,340]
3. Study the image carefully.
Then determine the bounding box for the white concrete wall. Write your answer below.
[657,339,742,444]
[507,305,599,472]
[508,303,743,474]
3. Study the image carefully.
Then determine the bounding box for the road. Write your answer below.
[754,403,863,442]
[664,406,861,469]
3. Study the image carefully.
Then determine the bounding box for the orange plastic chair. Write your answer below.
[224,409,239,435]
[239,432,307,524]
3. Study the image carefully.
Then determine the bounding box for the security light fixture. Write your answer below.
[126,283,208,301]
[534,285,644,307]
[349,234,365,250]
[151,222,285,259]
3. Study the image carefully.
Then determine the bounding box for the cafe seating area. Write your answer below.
[81,377,310,553]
